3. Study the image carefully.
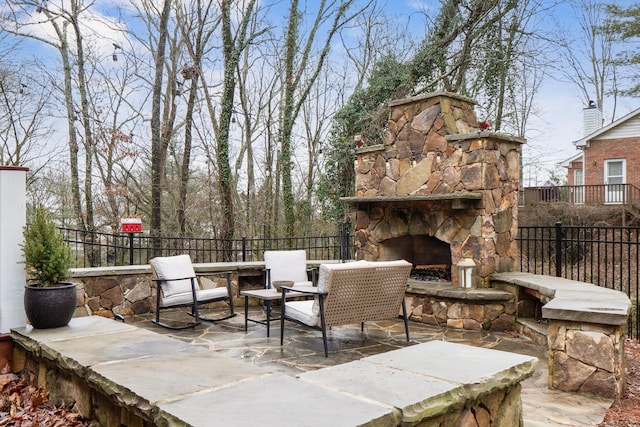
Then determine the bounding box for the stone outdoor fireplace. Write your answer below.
[341,92,524,287]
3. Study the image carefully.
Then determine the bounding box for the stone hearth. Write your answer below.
[341,92,525,287]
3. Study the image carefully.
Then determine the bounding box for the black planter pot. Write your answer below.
[24,282,77,329]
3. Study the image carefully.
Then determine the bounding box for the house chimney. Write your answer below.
[583,100,603,136]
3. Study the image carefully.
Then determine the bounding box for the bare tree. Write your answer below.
[87,67,144,233]
[146,0,174,254]
[555,0,618,117]
[279,0,369,238]
[216,0,270,259]
[176,0,220,237]
[0,64,57,166]
[1,0,101,231]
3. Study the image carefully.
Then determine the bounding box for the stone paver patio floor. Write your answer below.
[124,306,612,426]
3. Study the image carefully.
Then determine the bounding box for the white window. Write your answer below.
[573,169,584,204]
[604,159,626,204]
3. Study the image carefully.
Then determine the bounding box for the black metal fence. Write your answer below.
[60,223,353,268]
[61,221,638,338]
[518,222,639,340]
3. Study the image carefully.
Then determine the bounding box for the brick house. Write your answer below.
[560,103,640,204]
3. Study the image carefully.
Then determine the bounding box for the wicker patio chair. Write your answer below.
[279,259,412,356]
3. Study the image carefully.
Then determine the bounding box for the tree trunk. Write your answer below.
[150,0,172,256]
[59,27,85,231]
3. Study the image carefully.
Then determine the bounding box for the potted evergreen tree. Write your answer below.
[21,205,76,329]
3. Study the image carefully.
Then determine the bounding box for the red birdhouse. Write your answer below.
[120,217,142,233]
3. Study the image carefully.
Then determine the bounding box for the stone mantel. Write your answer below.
[388,91,477,107]
[340,192,483,205]
[445,132,526,145]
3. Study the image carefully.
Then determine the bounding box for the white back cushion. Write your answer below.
[264,250,309,283]
[150,255,196,297]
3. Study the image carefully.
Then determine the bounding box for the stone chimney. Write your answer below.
[583,100,603,136]
[341,92,525,288]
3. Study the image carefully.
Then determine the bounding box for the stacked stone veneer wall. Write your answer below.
[73,272,152,318]
[548,321,626,399]
[70,267,520,333]
[69,268,242,318]
[491,272,630,399]
[404,293,516,331]
[351,92,524,287]
[71,268,521,333]
[12,349,148,426]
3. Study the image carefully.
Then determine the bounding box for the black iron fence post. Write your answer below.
[129,233,135,265]
[242,237,247,262]
[339,220,352,262]
[555,222,562,277]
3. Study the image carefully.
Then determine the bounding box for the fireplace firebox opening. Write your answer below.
[377,235,452,282]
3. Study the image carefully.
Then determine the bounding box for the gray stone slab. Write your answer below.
[542,298,630,325]
[40,327,192,373]
[155,374,399,427]
[491,272,591,296]
[87,348,269,420]
[11,316,137,353]
[490,271,631,326]
[362,341,536,387]
[407,281,513,301]
[299,360,464,424]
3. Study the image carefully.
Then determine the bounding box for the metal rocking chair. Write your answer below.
[149,254,236,330]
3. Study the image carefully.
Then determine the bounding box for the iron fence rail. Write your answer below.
[61,221,639,338]
[60,226,353,268]
[518,222,640,340]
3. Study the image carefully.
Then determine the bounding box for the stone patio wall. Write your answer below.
[548,320,626,399]
[69,266,250,318]
[405,294,516,331]
[12,318,537,427]
[71,267,521,332]
[13,339,527,427]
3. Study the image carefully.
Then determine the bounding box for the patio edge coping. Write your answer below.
[11,316,536,426]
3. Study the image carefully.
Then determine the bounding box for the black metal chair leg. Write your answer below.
[319,297,328,357]
[244,295,249,331]
[266,300,272,337]
[280,293,286,346]
[402,299,410,341]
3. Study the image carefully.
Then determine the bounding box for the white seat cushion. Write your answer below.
[160,286,229,308]
[284,300,318,327]
[292,280,313,287]
[150,255,196,297]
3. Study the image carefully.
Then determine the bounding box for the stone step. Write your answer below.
[517,317,549,348]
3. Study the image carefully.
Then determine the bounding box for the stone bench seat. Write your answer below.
[490,272,631,325]
[490,271,631,399]
[11,316,536,426]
